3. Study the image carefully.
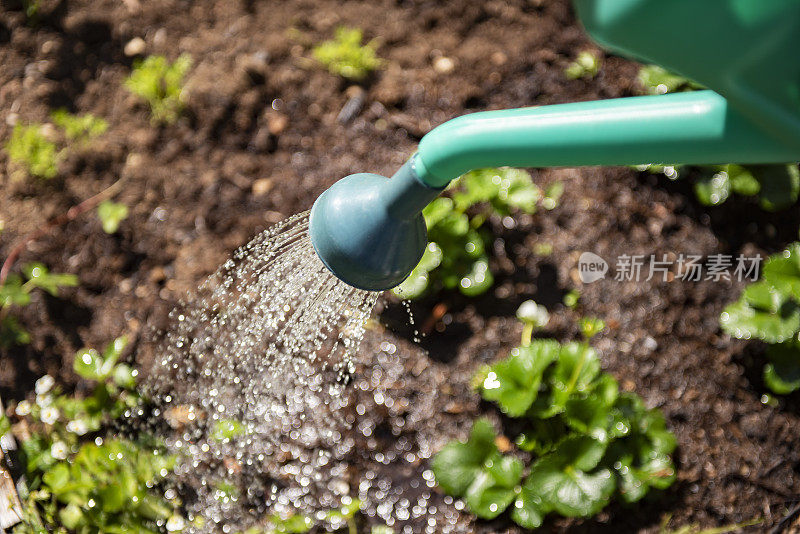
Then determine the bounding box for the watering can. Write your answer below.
[310,0,800,291]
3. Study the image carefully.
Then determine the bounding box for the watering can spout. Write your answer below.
[413,90,800,188]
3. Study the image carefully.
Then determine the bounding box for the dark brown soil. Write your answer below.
[1,0,800,532]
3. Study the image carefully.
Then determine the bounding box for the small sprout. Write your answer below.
[579,317,606,339]
[533,242,553,256]
[517,300,549,346]
[268,513,313,533]
[563,289,581,309]
[5,122,61,179]
[638,65,704,95]
[565,51,601,80]
[97,200,129,233]
[312,27,382,80]
[542,181,564,210]
[125,54,192,124]
[50,109,108,144]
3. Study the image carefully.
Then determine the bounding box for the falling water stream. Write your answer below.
[136,212,468,532]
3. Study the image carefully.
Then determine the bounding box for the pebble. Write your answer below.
[124,37,146,56]
[251,178,273,196]
[433,56,455,74]
[267,113,288,135]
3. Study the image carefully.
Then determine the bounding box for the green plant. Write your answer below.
[394,168,560,299]
[565,51,601,80]
[563,289,581,309]
[50,109,108,144]
[125,54,192,124]
[0,263,78,348]
[5,123,61,179]
[636,65,799,211]
[10,338,179,533]
[432,306,677,529]
[312,27,382,80]
[721,243,800,394]
[579,317,606,340]
[97,200,129,234]
[638,65,704,94]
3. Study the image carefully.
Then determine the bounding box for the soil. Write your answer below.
[1,0,800,532]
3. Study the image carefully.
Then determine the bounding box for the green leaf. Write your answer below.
[638,65,703,94]
[211,419,246,441]
[728,165,760,196]
[464,455,523,519]
[22,262,78,296]
[458,257,493,297]
[480,340,559,416]
[523,437,614,517]
[312,27,382,80]
[753,164,799,212]
[74,348,104,380]
[693,169,730,206]
[564,373,619,441]
[431,418,497,496]
[5,122,61,179]
[763,341,800,394]
[550,342,601,408]
[579,317,606,339]
[720,289,800,343]
[99,483,126,513]
[391,242,442,299]
[762,243,800,300]
[511,482,548,529]
[97,200,129,234]
[59,503,85,529]
[565,51,600,80]
[0,315,31,348]
[43,463,70,493]
[113,363,137,389]
[269,513,313,533]
[0,275,31,307]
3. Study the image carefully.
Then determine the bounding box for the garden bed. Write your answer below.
[1,0,799,531]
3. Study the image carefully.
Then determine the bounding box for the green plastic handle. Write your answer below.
[414,90,800,188]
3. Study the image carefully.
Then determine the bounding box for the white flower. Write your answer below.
[15,400,31,417]
[40,406,59,425]
[36,393,53,407]
[66,420,89,436]
[35,375,55,395]
[165,514,185,532]
[50,441,68,460]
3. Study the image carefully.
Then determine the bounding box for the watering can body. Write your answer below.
[310,0,800,290]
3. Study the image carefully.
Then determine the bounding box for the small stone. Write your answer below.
[124,37,146,57]
[491,51,507,66]
[5,113,18,126]
[267,113,288,135]
[433,56,455,74]
[251,178,273,196]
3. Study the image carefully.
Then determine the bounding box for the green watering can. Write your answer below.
[310,0,800,291]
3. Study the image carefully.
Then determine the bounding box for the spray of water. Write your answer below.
[135,211,469,533]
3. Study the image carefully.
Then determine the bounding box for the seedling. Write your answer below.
[5,123,61,179]
[50,109,108,145]
[721,243,800,394]
[638,65,704,95]
[11,339,176,533]
[565,51,601,80]
[97,199,129,234]
[312,27,382,80]
[433,305,677,529]
[394,168,557,299]
[563,289,580,309]
[0,262,78,348]
[125,54,192,124]
[637,66,799,211]
[579,317,606,339]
